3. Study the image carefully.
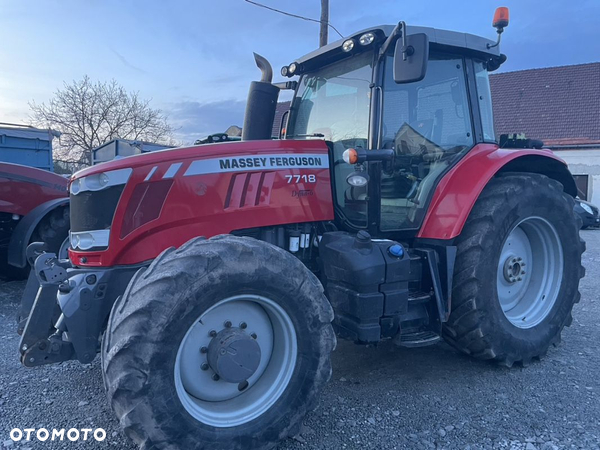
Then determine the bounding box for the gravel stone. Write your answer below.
[1,230,599,449]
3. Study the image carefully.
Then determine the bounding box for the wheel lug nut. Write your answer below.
[224,320,232,328]
[200,346,208,353]
[517,277,522,281]
[240,322,247,329]
[201,363,209,371]
[517,257,522,262]
[212,374,220,381]
[251,333,257,339]
[209,330,217,337]
[521,262,526,267]
[521,271,525,275]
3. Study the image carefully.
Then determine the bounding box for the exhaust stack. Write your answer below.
[242,53,280,141]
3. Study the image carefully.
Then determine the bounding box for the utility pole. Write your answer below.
[319,0,329,47]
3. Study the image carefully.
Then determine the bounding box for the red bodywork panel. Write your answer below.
[70,140,334,267]
[0,162,68,216]
[418,143,570,239]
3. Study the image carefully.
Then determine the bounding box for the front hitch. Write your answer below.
[19,248,75,367]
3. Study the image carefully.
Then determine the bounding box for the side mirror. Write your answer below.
[393,33,429,84]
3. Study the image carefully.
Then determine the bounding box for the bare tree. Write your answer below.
[30,76,174,165]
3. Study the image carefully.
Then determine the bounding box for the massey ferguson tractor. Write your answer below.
[18,8,584,450]
[0,162,69,280]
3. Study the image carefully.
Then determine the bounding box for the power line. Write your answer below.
[243,0,344,39]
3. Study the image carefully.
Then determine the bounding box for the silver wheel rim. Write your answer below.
[174,295,297,427]
[58,237,70,260]
[497,217,563,329]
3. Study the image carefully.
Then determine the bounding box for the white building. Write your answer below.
[490,62,600,205]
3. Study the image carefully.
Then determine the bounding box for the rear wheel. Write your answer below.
[102,235,335,450]
[2,205,69,280]
[443,173,585,366]
[34,205,70,256]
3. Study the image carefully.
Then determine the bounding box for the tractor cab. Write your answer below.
[281,21,505,234]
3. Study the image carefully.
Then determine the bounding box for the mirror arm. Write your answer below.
[272,81,298,90]
[378,21,405,62]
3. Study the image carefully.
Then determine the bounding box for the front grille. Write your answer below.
[70,185,125,233]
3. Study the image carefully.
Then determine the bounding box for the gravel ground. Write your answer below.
[1,230,599,450]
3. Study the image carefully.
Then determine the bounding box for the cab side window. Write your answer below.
[474,61,496,142]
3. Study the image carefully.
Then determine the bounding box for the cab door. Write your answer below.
[376,53,476,233]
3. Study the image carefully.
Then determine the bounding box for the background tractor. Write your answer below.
[0,162,69,280]
[18,8,584,450]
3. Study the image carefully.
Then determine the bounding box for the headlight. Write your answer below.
[70,168,132,195]
[70,233,80,248]
[342,39,355,52]
[346,171,369,187]
[85,172,110,190]
[359,32,375,46]
[76,233,95,250]
[70,230,111,250]
[580,203,593,215]
[288,62,298,75]
[281,66,289,77]
[70,179,81,195]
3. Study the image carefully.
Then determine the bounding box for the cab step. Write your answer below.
[394,330,441,348]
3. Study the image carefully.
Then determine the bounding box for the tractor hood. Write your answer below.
[72,140,329,181]
[68,138,334,267]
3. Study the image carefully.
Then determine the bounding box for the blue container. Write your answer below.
[0,124,57,171]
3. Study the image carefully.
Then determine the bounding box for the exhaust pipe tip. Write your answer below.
[253,52,273,84]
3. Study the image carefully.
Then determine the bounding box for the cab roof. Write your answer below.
[295,24,500,65]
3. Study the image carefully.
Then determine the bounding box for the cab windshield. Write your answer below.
[287,52,373,146]
[287,53,374,224]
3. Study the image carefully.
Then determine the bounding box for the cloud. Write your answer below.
[167,100,246,144]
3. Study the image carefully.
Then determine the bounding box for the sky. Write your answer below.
[1,0,599,144]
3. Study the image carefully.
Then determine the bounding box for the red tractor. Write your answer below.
[0,162,70,280]
[19,10,584,450]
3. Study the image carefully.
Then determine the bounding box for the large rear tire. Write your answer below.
[34,205,70,258]
[2,205,69,280]
[101,235,335,450]
[443,173,585,366]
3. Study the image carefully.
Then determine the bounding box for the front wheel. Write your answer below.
[444,173,585,366]
[102,235,335,450]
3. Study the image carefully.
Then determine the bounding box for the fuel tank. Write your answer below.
[68,140,334,267]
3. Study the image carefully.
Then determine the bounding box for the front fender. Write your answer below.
[7,198,70,268]
[417,144,575,240]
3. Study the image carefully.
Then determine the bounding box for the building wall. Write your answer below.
[553,149,600,204]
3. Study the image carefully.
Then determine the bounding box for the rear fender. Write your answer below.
[7,198,70,268]
[418,144,575,240]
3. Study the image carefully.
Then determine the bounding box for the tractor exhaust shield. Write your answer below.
[242,53,280,141]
